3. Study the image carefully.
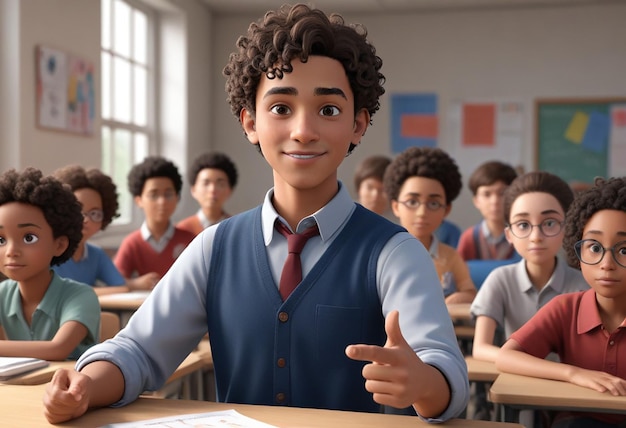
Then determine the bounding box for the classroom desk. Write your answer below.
[465,356,499,383]
[489,373,626,422]
[98,291,150,326]
[447,302,472,322]
[0,383,524,428]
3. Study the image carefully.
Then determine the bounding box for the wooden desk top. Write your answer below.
[447,303,472,321]
[98,291,150,311]
[489,373,626,414]
[0,383,523,427]
[465,356,499,383]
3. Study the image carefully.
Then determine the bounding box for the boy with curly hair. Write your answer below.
[384,147,477,305]
[497,176,626,427]
[52,165,128,294]
[43,4,468,423]
[178,151,238,235]
[0,168,100,360]
[114,156,195,290]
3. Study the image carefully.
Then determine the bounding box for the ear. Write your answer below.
[444,203,452,217]
[390,200,401,218]
[504,227,514,244]
[53,236,69,257]
[350,108,370,148]
[134,195,143,209]
[240,108,259,145]
[472,195,480,210]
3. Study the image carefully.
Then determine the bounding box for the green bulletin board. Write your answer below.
[535,98,626,184]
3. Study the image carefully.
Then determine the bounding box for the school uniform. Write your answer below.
[53,242,125,286]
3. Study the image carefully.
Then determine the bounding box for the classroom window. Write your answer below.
[101,0,155,225]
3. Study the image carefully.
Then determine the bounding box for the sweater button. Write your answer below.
[277,358,286,368]
[276,392,286,403]
[278,311,289,322]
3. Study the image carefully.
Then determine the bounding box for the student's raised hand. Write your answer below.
[43,368,90,423]
[345,310,450,417]
[569,366,626,396]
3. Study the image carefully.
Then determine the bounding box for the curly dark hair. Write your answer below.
[563,176,626,268]
[503,171,574,226]
[53,165,120,230]
[188,152,238,188]
[468,160,518,195]
[353,155,391,193]
[382,147,462,204]
[0,168,83,266]
[127,156,183,197]
[223,3,384,154]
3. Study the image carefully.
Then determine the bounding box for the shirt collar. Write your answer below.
[8,271,60,318]
[577,289,604,334]
[140,221,175,242]
[480,220,506,243]
[261,181,355,246]
[515,257,566,294]
[196,209,227,229]
[428,234,440,259]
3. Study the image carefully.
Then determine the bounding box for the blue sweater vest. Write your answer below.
[206,205,404,412]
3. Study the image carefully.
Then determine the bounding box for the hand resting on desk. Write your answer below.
[345,310,451,419]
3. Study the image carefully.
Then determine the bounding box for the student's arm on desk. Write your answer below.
[346,311,451,419]
[497,339,626,396]
[93,285,130,296]
[43,361,124,423]
[125,272,160,291]
[471,315,500,362]
[0,321,87,360]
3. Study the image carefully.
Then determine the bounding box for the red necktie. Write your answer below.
[275,221,319,300]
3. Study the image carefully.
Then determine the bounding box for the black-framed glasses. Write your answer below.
[397,199,445,212]
[507,218,563,239]
[82,209,104,223]
[574,239,626,268]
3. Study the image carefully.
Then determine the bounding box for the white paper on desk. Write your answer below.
[99,409,279,428]
[0,357,49,380]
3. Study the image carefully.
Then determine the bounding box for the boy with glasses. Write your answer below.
[114,156,195,290]
[53,165,128,295]
[384,147,477,306]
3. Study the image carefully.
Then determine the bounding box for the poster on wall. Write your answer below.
[390,93,438,153]
[447,99,524,177]
[36,45,95,135]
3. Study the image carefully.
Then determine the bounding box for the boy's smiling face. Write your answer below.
[241,56,368,203]
[0,202,68,285]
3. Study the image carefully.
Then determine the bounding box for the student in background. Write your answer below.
[497,176,626,428]
[0,168,100,360]
[435,219,462,248]
[353,155,392,218]
[384,146,476,305]
[52,165,128,295]
[114,156,195,289]
[457,160,518,261]
[177,152,238,236]
[471,171,589,363]
[43,4,468,423]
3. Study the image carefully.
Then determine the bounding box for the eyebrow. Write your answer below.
[17,223,41,229]
[584,230,626,237]
[262,86,347,100]
[512,209,562,218]
[404,192,444,199]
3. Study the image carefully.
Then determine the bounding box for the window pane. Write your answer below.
[101,126,112,171]
[102,0,111,50]
[101,52,111,119]
[133,10,147,64]
[112,128,133,223]
[113,0,131,58]
[134,66,147,126]
[113,56,131,123]
[134,132,148,162]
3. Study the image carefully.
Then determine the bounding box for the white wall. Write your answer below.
[210,2,626,230]
[3,1,625,244]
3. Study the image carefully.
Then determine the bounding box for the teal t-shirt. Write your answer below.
[0,271,100,359]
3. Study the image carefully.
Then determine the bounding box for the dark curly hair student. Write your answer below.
[223,3,385,155]
[188,152,238,188]
[127,156,183,197]
[0,167,83,265]
[383,147,462,204]
[563,176,626,269]
[53,165,120,230]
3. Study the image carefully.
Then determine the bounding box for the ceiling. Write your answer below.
[201,0,612,15]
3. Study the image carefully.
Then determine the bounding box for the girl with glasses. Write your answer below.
[497,176,626,428]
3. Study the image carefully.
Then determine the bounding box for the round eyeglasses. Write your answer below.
[82,209,104,223]
[397,199,445,212]
[507,218,563,239]
[574,239,626,268]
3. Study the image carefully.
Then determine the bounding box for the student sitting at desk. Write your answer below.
[52,165,128,295]
[0,168,100,360]
[43,3,468,423]
[497,176,626,428]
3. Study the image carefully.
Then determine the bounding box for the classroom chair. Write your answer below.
[100,311,121,342]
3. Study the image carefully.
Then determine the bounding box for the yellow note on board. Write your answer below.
[564,111,589,144]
